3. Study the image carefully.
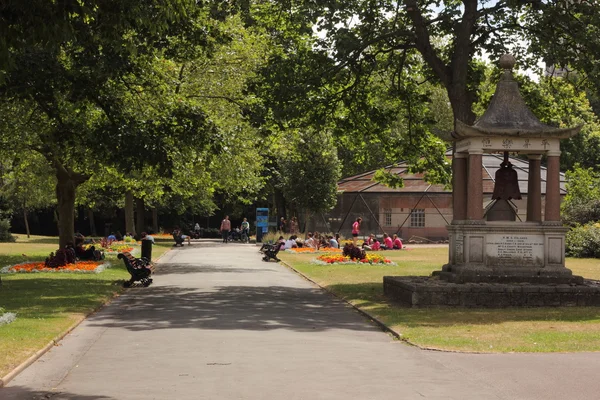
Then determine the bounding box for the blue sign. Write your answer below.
[256,208,269,228]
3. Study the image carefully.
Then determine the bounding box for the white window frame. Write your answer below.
[410,209,425,227]
[384,208,392,226]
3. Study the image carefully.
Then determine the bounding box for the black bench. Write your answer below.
[118,252,154,287]
[261,243,283,262]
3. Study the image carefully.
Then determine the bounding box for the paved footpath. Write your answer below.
[3,243,600,400]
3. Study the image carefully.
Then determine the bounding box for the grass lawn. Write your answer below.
[279,247,600,353]
[0,235,173,379]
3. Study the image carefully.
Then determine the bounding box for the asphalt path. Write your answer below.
[2,242,600,399]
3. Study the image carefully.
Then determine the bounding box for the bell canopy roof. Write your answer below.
[454,54,582,139]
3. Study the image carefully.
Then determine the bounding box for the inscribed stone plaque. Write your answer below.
[455,234,464,263]
[486,234,544,266]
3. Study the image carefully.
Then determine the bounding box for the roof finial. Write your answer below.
[499,54,516,81]
[499,54,515,71]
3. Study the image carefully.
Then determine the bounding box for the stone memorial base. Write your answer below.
[383,276,600,307]
[444,221,581,284]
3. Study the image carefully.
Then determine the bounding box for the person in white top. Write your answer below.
[304,232,316,249]
[284,235,298,249]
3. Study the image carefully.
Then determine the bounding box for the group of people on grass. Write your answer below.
[278,232,342,250]
[269,217,403,251]
[352,217,403,250]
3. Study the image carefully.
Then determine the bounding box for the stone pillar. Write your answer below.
[467,150,483,220]
[527,155,542,222]
[545,151,561,222]
[453,153,468,221]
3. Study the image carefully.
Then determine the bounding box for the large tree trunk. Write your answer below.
[56,174,77,249]
[152,207,159,234]
[448,86,477,127]
[125,190,135,236]
[135,197,145,235]
[274,189,287,220]
[23,207,30,238]
[88,208,97,236]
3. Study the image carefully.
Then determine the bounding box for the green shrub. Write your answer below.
[565,223,600,258]
[0,219,15,242]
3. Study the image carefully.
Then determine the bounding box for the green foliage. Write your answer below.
[0,219,16,242]
[372,169,405,189]
[562,166,600,227]
[0,151,56,213]
[277,131,342,215]
[566,223,600,258]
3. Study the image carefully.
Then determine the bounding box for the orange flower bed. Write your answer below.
[317,254,350,264]
[5,261,107,273]
[315,253,395,265]
[286,247,316,253]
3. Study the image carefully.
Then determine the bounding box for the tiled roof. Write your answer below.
[338,153,567,195]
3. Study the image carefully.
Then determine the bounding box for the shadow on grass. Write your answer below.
[0,386,113,399]
[18,238,59,244]
[326,282,600,327]
[0,273,127,317]
[86,283,379,333]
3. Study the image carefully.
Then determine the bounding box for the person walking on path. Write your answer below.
[289,216,299,234]
[352,217,362,245]
[241,218,250,242]
[279,217,287,233]
[220,215,231,243]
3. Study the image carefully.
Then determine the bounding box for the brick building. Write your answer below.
[306,153,566,241]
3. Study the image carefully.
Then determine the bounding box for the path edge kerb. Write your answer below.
[278,259,418,348]
[0,248,173,388]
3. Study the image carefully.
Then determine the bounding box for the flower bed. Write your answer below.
[285,247,343,254]
[286,247,316,253]
[314,253,395,265]
[1,261,109,274]
[103,245,134,254]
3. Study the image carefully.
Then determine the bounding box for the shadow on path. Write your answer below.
[154,263,276,275]
[87,284,375,333]
[0,386,113,400]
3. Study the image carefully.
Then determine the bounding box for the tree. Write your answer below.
[277,130,342,228]
[0,151,56,237]
[0,2,245,247]
[247,0,600,188]
[562,166,600,227]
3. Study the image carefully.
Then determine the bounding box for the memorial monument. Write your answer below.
[384,55,600,307]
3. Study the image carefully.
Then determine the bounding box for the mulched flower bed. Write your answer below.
[0,261,109,274]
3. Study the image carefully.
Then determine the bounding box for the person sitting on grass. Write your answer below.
[74,237,103,261]
[284,235,298,249]
[383,233,393,250]
[370,238,381,251]
[362,233,375,249]
[393,234,404,250]
[305,232,317,249]
[328,235,339,249]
